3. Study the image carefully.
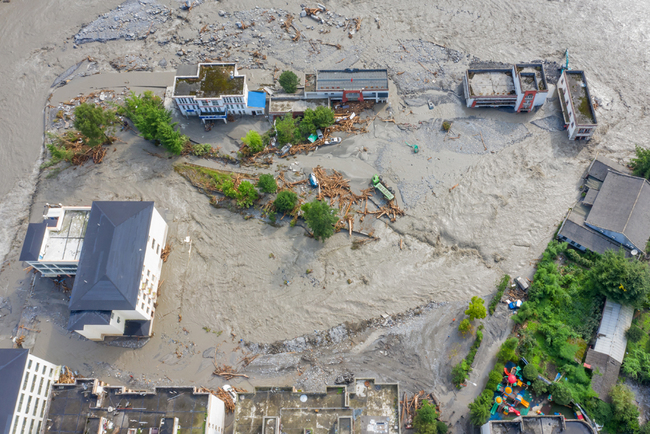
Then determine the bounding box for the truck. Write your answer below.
[371,175,395,201]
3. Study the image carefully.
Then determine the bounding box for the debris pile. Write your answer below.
[401,391,441,427]
[57,366,77,384]
[161,243,172,262]
[197,386,247,412]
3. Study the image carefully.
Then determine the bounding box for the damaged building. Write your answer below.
[233,379,399,434]
[557,70,597,140]
[481,415,595,434]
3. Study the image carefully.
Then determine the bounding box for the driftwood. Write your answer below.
[213,364,249,380]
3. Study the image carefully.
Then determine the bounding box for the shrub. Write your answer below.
[523,364,538,381]
[587,249,650,308]
[451,362,469,387]
[497,337,519,363]
[274,191,298,213]
[74,102,117,147]
[242,130,264,154]
[46,143,74,164]
[442,121,452,132]
[465,296,486,321]
[531,379,548,395]
[468,390,493,426]
[631,145,650,180]
[565,248,593,267]
[235,181,258,208]
[192,143,212,156]
[626,324,644,343]
[301,200,339,241]
[279,70,299,93]
[489,275,510,315]
[275,113,299,146]
[436,421,448,434]
[486,369,503,391]
[551,382,573,406]
[413,400,438,434]
[610,384,640,433]
[458,318,472,337]
[257,174,277,194]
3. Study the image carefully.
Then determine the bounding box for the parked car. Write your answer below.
[515,276,529,292]
[316,129,324,140]
[324,137,341,145]
[277,144,292,156]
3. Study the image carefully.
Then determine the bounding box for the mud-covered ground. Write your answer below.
[1,0,650,430]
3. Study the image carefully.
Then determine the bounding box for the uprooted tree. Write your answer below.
[74,103,117,147]
[301,199,339,241]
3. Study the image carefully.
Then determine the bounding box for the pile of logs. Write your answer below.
[401,391,441,426]
[314,166,374,217]
[160,243,172,262]
[368,201,405,223]
[58,367,77,384]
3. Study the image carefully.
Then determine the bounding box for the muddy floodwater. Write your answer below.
[1,0,650,429]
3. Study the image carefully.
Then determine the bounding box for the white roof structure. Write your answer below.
[593,299,634,363]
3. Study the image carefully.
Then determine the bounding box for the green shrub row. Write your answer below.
[488,275,510,315]
[451,325,484,388]
[565,248,594,268]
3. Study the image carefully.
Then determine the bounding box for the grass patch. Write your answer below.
[577,96,594,121]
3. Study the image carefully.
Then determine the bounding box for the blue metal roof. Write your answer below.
[247,91,266,108]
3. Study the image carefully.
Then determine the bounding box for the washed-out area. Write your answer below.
[1,0,650,430]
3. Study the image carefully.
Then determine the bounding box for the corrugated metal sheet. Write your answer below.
[593,299,634,363]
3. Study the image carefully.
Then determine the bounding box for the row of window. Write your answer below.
[11,416,42,434]
[15,391,48,417]
[224,97,243,104]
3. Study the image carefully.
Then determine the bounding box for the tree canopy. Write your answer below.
[235,181,258,208]
[551,382,573,406]
[413,400,439,434]
[458,319,472,337]
[301,200,339,241]
[468,390,493,426]
[630,145,650,179]
[465,296,487,321]
[74,103,117,147]
[587,249,650,308]
[275,114,299,146]
[279,70,299,93]
[610,384,640,433]
[242,130,264,154]
[274,191,298,213]
[257,174,277,194]
[496,337,519,363]
[299,106,335,138]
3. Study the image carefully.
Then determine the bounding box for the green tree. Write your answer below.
[610,384,640,433]
[279,70,299,93]
[156,121,187,155]
[275,114,299,146]
[641,422,650,434]
[468,390,492,426]
[622,348,650,382]
[413,400,438,434]
[531,379,548,395]
[630,145,650,179]
[551,382,573,406]
[235,181,259,208]
[626,324,645,343]
[274,191,298,213]
[587,249,650,308]
[46,143,74,163]
[435,422,447,434]
[242,130,264,154]
[523,364,538,381]
[301,200,339,241]
[74,103,117,147]
[257,174,277,193]
[299,109,317,137]
[313,106,335,128]
[486,368,504,390]
[465,296,487,321]
[458,319,472,337]
[497,337,519,363]
[451,362,469,387]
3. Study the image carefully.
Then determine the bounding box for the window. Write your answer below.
[42,365,46,375]
[117,317,121,324]
[28,420,34,434]
[28,360,32,369]
[25,396,32,414]
[147,269,150,277]
[49,367,53,376]
[45,380,50,394]
[152,239,156,249]
[35,363,39,372]
[30,376,36,393]
[142,303,145,309]
[147,307,150,313]
[111,312,114,320]
[37,423,41,434]
[38,378,44,395]
[22,374,29,390]
[33,399,39,416]
[20,419,26,434]
[12,416,19,434]
[17,394,24,412]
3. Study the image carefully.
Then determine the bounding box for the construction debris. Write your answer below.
[161,243,172,262]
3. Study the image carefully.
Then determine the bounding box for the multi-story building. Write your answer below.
[557,70,597,140]
[304,69,389,103]
[19,205,92,277]
[172,63,266,123]
[463,64,548,112]
[64,201,168,341]
[0,349,61,434]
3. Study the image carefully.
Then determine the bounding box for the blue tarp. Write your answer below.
[247,91,266,108]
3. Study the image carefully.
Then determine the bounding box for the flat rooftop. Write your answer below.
[269,98,328,113]
[47,379,210,434]
[174,64,244,98]
[516,64,547,92]
[316,69,388,91]
[467,69,516,97]
[233,379,399,434]
[41,209,90,262]
[565,71,597,125]
[486,416,594,434]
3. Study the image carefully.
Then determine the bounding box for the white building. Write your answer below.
[0,349,61,434]
[20,205,92,277]
[463,64,548,112]
[557,70,597,140]
[64,201,168,341]
[172,63,266,123]
[303,69,389,103]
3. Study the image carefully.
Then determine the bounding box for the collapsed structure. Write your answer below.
[557,70,597,140]
[463,64,548,112]
[45,379,225,434]
[0,349,61,434]
[233,379,399,434]
[481,415,595,434]
[19,201,169,341]
[557,156,650,255]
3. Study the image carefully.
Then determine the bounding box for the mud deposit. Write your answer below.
[1,0,650,429]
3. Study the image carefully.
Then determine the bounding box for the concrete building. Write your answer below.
[172,63,266,123]
[46,379,225,434]
[0,349,61,434]
[20,205,92,277]
[557,70,597,140]
[233,378,399,434]
[268,97,330,122]
[66,201,168,341]
[481,415,595,434]
[304,69,389,103]
[585,299,634,401]
[463,64,548,112]
[463,63,548,112]
[558,156,650,255]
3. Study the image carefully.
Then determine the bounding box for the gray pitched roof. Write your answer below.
[19,222,47,262]
[558,209,626,254]
[585,171,650,251]
[0,349,28,434]
[593,299,634,363]
[69,202,154,311]
[588,156,630,182]
[67,310,111,331]
[316,69,388,91]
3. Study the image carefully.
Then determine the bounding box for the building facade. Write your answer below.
[557,70,597,140]
[304,69,389,103]
[463,64,548,112]
[19,205,92,277]
[0,349,61,434]
[65,201,168,341]
[172,63,266,123]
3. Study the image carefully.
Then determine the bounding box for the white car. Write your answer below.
[324,137,342,145]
